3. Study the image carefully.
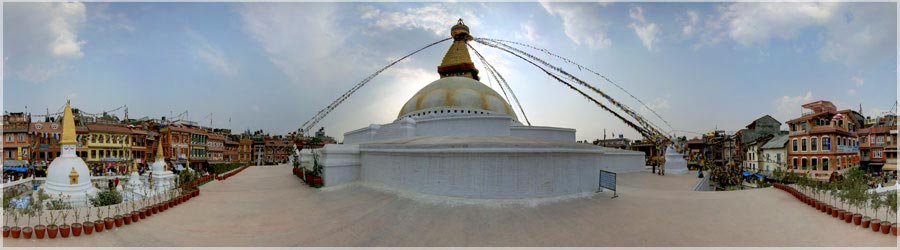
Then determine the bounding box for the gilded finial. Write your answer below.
[59,100,78,145]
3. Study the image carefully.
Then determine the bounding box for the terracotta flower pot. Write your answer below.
[71,223,82,237]
[3,226,9,238]
[104,218,114,230]
[10,226,21,238]
[83,222,94,235]
[115,216,124,227]
[132,212,140,222]
[826,206,833,214]
[60,224,70,238]
[853,214,862,225]
[871,219,881,232]
[892,223,897,236]
[124,214,132,225]
[844,213,852,223]
[832,209,839,217]
[94,220,104,232]
[140,209,147,219]
[861,218,871,228]
[47,225,58,239]
[881,222,891,234]
[34,225,46,239]
[152,206,158,214]
[23,227,32,239]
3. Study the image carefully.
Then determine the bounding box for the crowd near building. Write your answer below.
[1,108,310,183]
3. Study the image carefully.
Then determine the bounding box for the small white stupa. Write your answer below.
[123,161,146,200]
[143,140,175,191]
[664,145,689,175]
[40,101,99,204]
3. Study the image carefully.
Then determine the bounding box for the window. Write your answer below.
[777,153,782,163]
[822,158,829,171]
[823,136,831,151]
[18,133,25,142]
[5,134,13,142]
[874,150,883,158]
[801,138,807,151]
[811,158,818,171]
[792,139,798,152]
[91,150,96,158]
[811,137,818,151]
[801,158,808,170]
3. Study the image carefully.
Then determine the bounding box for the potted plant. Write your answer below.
[114,204,124,227]
[60,211,70,238]
[883,191,896,235]
[131,199,140,223]
[72,208,82,237]
[34,202,46,239]
[94,207,104,233]
[104,205,114,230]
[47,210,60,239]
[123,203,132,225]
[22,206,33,239]
[3,210,10,238]
[10,209,21,238]
[83,207,94,235]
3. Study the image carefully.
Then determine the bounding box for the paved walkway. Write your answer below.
[4,165,897,247]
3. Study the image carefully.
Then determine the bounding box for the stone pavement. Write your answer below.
[3,165,897,247]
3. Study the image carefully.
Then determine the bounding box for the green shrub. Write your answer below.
[209,162,243,174]
[89,189,123,207]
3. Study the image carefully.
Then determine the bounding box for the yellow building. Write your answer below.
[86,123,133,175]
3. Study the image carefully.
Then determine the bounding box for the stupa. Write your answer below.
[663,145,689,174]
[39,101,99,204]
[123,161,146,200]
[143,140,176,191]
[306,19,646,199]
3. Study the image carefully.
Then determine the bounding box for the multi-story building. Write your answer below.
[760,134,790,173]
[207,133,225,164]
[264,137,290,164]
[224,136,239,163]
[130,126,153,172]
[188,126,208,169]
[858,114,897,174]
[736,115,782,164]
[86,123,133,175]
[238,138,253,162]
[3,112,32,172]
[252,135,266,165]
[30,122,90,173]
[159,124,191,167]
[786,100,864,181]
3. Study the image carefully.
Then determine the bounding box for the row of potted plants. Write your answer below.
[217,165,250,181]
[3,188,199,240]
[772,168,897,236]
[3,169,206,240]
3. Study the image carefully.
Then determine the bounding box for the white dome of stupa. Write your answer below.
[397,77,518,121]
[39,101,98,204]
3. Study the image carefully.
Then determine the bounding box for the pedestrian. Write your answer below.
[107,179,114,190]
[114,177,119,187]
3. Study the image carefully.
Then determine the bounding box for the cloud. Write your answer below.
[628,6,661,51]
[238,3,351,85]
[515,20,540,43]
[359,3,481,37]
[847,89,857,96]
[681,10,700,37]
[89,3,135,32]
[188,30,238,76]
[4,2,87,82]
[694,3,895,66]
[774,91,814,122]
[540,2,611,49]
[852,76,864,87]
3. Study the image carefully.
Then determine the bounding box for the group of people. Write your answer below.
[2,171,32,184]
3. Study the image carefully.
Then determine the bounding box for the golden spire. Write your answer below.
[437,19,479,81]
[156,139,164,160]
[59,100,78,145]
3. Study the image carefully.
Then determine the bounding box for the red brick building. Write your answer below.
[786,100,864,181]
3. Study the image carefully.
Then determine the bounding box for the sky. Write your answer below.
[3,2,898,142]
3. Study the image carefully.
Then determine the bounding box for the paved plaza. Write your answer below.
[4,165,898,247]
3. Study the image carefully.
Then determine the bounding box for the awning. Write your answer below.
[2,160,28,167]
[3,166,28,172]
[742,171,752,177]
[883,164,897,171]
[754,173,765,179]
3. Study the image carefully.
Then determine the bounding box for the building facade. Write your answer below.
[786,100,864,181]
[85,123,133,175]
[858,115,898,174]
[760,134,789,173]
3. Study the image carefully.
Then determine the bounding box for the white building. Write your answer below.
[302,20,645,199]
[760,134,789,173]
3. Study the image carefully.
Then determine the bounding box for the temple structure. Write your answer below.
[144,140,176,191]
[39,101,99,204]
[664,146,689,174]
[304,20,645,199]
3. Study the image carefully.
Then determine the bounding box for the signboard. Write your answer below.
[598,170,618,198]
